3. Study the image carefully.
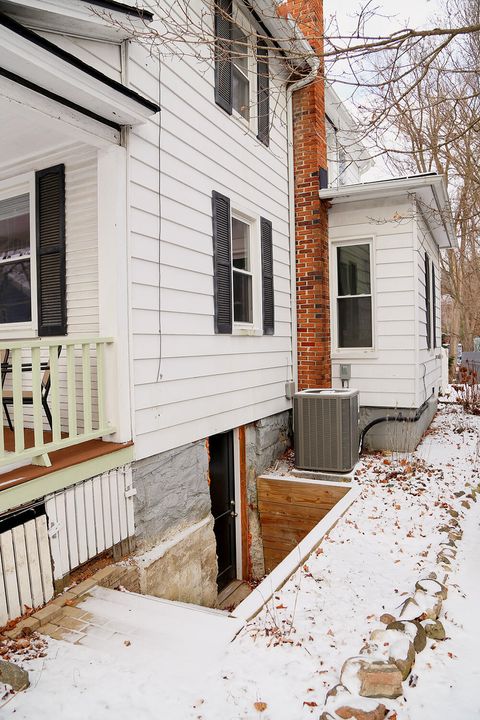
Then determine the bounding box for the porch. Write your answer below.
[0,337,130,493]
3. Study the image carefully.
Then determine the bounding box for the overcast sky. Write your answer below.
[323,0,442,179]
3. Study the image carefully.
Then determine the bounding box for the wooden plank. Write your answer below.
[35,515,54,603]
[84,478,97,559]
[12,348,24,454]
[257,478,348,508]
[31,347,44,448]
[93,475,105,553]
[23,519,44,608]
[11,524,32,612]
[258,500,337,520]
[0,530,21,619]
[0,552,9,625]
[124,465,135,538]
[55,491,71,578]
[109,470,121,544]
[101,472,113,549]
[65,486,79,570]
[117,469,128,545]
[75,482,88,565]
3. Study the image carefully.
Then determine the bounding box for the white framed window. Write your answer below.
[334,239,374,350]
[0,173,36,336]
[232,215,253,323]
[231,23,250,122]
[212,190,273,336]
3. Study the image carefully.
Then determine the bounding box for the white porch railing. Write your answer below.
[0,337,115,469]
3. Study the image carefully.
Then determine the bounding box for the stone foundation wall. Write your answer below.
[132,440,217,606]
[133,439,212,551]
[245,410,292,578]
[360,398,438,452]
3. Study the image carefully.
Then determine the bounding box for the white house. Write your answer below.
[0,0,318,620]
[320,109,456,450]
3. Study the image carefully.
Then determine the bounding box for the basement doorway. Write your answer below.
[209,430,237,592]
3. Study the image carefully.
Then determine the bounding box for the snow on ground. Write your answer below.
[3,402,480,719]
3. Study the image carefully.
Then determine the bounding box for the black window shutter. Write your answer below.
[424,252,431,350]
[261,217,274,335]
[214,0,233,114]
[432,263,437,348]
[36,164,67,337]
[257,40,270,146]
[212,191,232,333]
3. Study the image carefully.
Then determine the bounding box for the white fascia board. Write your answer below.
[1,0,151,41]
[320,175,456,249]
[0,25,158,126]
[0,75,120,147]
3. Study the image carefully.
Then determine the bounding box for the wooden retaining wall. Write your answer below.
[257,476,350,573]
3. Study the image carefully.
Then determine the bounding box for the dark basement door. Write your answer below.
[209,430,237,591]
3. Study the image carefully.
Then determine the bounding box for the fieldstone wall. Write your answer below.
[133,439,212,550]
[245,410,292,578]
[132,440,217,606]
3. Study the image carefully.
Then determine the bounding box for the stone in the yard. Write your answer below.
[453,491,465,497]
[369,629,415,680]
[399,597,421,620]
[461,500,470,509]
[447,509,459,518]
[334,704,388,720]
[0,660,29,691]
[423,619,446,640]
[326,684,351,700]
[448,530,463,542]
[415,578,448,600]
[412,590,442,620]
[358,661,403,699]
[387,620,426,653]
[379,613,395,625]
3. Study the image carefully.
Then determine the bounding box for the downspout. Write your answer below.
[286,55,320,393]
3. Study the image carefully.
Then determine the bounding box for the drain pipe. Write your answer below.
[358,395,433,454]
[286,53,320,394]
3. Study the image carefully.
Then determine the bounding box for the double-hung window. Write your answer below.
[214,0,270,145]
[335,241,373,349]
[0,189,32,326]
[212,190,274,335]
[0,165,66,338]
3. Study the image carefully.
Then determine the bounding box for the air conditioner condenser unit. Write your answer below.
[294,388,359,472]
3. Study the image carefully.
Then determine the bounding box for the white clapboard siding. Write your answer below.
[0,516,54,625]
[45,466,135,581]
[330,195,418,408]
[416,211,442,403]
[125,2,294,461]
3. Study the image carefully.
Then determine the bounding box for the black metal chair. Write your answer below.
[2,349,60,432]
[1,348,12,431]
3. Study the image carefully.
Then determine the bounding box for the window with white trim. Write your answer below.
[336,242,373,348]
[231,24,250,121]
[232,216,253,323]
[0,184,33,327]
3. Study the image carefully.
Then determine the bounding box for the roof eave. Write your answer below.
[320,175,457,249]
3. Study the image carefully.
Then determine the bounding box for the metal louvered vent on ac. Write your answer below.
[294,388,359,473]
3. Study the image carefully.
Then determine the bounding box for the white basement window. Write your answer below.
[336,242,373,348]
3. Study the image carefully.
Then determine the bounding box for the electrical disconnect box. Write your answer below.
[340,364,351,381]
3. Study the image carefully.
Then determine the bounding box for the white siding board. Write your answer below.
[128,23,293,458]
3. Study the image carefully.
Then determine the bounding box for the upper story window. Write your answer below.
[232,216,252,322]
[231,25,250,121]
[214,0,270,145]
[335,241,373,349]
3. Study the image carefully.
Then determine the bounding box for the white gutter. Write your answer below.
[286,53,320,392]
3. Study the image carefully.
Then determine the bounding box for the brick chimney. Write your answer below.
[287,0,331,390]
